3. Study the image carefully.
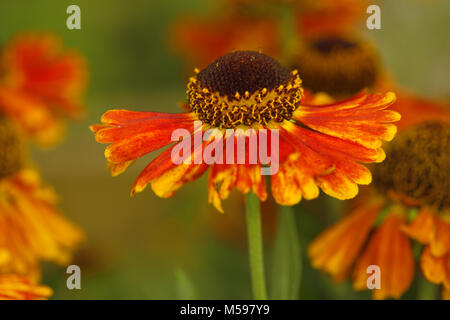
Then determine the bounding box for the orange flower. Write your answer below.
[0,33,87,146]
[309,121,450,299]
[308,199,383,281]
[0,169,84,277]
[0,274,52,300]
[353,209,415,300]
[295,0,368,39]
[170,14,281,70]
[91,51,398,212]
[403,208,450,295]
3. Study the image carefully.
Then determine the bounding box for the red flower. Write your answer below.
[91,51,398,212]
[0,33,87,145]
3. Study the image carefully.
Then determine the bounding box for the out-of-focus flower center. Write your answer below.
[292,36,379,97]
[374,122,450,210]
[0,117,24,179]
[312,37,358,53]
[187,51,303,129]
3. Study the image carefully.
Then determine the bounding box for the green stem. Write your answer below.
[270,205,301,300]
[245,192,268,300]
[417,274,437,300]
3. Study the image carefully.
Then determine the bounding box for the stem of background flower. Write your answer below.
[245,192,268,300]
[417,274,437,300]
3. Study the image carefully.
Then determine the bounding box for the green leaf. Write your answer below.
[175,268,198,300]
[269,205,302,300]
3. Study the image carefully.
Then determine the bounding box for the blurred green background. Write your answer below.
[0,0,449,299]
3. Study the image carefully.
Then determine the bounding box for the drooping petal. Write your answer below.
[0,274,52,300]
[91,109,196,166]
[420,246,450,287]
[0,169,84,277]
[271,157,303,206]
[107,160,135,177]
[308,200,383,281]
[353,212,414,300]
[208,164,267,213]
[294,92,399,149]
[430,218,450,258]
[403,208,450,257]
[131,136,210,198]
[443,287,450,300]
[278,121,377,201]
[402,207,435,244]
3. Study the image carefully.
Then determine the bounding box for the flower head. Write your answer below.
[291,36,380,98]
[309,121,450,299]
[171,14,281,70]
[374,122,449,210]
[189,51,303,128]
[0,274,52,300]
[91,51,398,212]
[0,33,87,146]
[295,0,368,39]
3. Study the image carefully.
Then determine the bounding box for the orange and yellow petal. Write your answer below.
[353,212,414,300]
[0,274,52,300]
[91,110,196,167]
[0,169,84,276]
[271,150,320,206]
[132,138,210,197]
[278,119,379,202]
[294,91,399,149]
[402,207,436,244]
[443,287,450,300]
[403,208,450,258]
[430,218,450,258]
[209,164,267,213]
[308,200,383,281]
[420,246,450,288]
[271,158,304,206]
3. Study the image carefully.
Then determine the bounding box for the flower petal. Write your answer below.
[402,207,435,244]
[308,200,382,281]
[420,246,449,286]
[208,164,267,212]
[279,121,376,201]
[0,274,52,300]
[131,138,209,198]
[294,92,399,149]
[91,110,195,164]
[353,212,414,300]
[430,218,450,258]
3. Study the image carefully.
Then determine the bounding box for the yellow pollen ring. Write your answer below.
[187,70,304,129]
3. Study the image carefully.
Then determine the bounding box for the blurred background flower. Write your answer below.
[0,0,448,299]
[0,274,52,300]
[0,33,87,147]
